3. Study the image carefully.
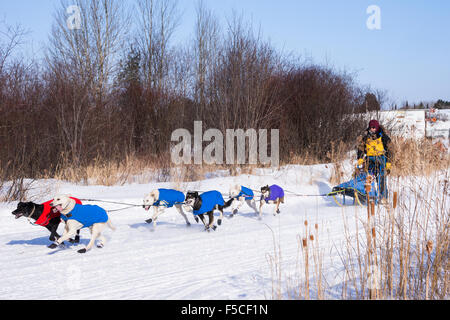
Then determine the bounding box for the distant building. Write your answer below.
[362,109,450,141]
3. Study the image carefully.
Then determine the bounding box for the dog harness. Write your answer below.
[194,191,225,216]
[60,204,108,228]
[262,184,284,203]
[153,189,185,208]
[235,186,254,200]
[34,198,82,226]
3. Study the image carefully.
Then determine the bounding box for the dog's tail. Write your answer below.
[106,218,116,231]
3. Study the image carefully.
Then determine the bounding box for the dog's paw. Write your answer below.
[276,209,280,214]
[97,243,104,249]
[48,242,58,249]
[68,237,79,244]
[194,217,199,223]
[232,209,238,215]
[186,222,191,227]
[212,225,217,231]
[145,218,153,224]
[218,219,222,226]
[77,248,87,254]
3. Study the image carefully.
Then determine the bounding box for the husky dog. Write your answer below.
[50,195,115,253]
[184,191,233,231]
[12,199,82,245]
[228,185,258,216]
[259,184,285,219]
[143,188,191,228]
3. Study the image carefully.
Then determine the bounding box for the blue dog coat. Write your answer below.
[194,191,225,216]
[61,204,108,228]
[153,189,185,208]
[235,186,254,200]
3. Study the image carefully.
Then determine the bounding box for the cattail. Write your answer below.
[304,220,308,227]
[302,238,308,248]
[309,235,314,241]
[372,227,376,239]
[426,240,433,255]
[393,192,398,209]
[314,223,318,230]
[370,201,375,216]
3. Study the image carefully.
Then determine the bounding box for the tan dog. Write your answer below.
[229,185,258,216]
[50,195,115,253]
[143,189,191,228]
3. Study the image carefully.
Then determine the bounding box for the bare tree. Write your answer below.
[0,20,28,73]
[45,0,130,165]
[193,0,220,118]
[136,0,180,91]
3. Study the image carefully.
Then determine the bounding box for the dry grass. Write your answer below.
[390,137,449,176]
[337,170,449,300]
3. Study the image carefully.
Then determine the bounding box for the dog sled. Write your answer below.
[327,171,380,207]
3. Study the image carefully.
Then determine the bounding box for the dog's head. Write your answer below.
[184,191,199,207]
[143,190,159,211]
[260,185,270,198]
[229,184,241,198]
[51,195,76,215]
[12,202,36,219]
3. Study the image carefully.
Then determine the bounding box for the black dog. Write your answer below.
[184,191,233,231]
[12,201,80,246]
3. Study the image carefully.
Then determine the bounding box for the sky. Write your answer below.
[1,0,449,107]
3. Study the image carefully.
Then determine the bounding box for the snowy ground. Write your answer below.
[0,163,432,300]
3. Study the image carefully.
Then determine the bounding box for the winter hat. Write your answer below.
[51,195,76,215]
[368,119,380,131]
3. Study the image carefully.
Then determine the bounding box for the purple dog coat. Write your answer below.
[262,184,284,203]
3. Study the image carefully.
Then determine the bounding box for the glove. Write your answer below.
[386,162,392,173]
[357,158,364,169]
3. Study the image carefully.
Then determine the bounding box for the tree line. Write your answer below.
[0,0,373,184]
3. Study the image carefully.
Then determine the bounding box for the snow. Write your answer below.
[0,164,446,300]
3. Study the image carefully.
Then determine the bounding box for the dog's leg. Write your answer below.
[258,200,264,219]
[152,206,165,227]
[69,229,81,244]
[50,220,82,248]
[79,223,106,253]
[248,199,258,214]
[75,230,80,243]
[206,211,216,231]
[47,223,60,242]
[274,198,281,215]
[175,204,190,226]
[96,233,106,248]
[198,214,207,228]
[231,198,244,216]
[146,206,162,226]
[217,207,223,226]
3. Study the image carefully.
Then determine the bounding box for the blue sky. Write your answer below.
[1,0,449,106]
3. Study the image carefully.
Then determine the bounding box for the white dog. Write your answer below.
[50,195,115,253]
[229,185,258,216]
[143,188,191,227]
